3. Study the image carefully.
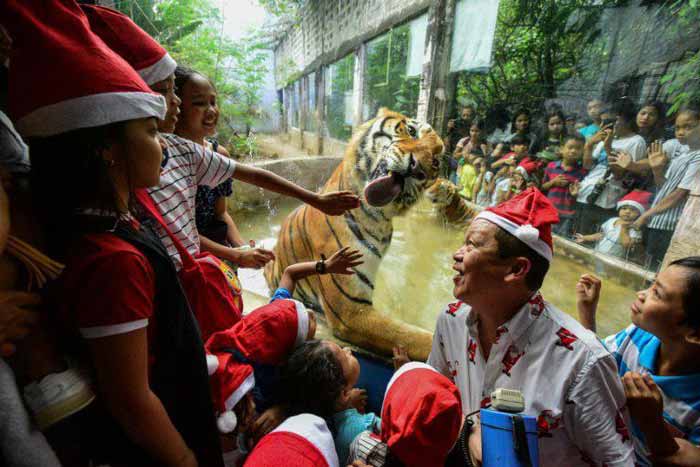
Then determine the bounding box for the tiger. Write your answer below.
[264,108,444,360]
[424,178,477,229]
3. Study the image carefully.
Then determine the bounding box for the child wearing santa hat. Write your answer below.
[205,247,362,465]
[348,362,463,467]
[574,190,650,260]
[80,4,360,341]
[2,1,223,465]
[245,413,340,467]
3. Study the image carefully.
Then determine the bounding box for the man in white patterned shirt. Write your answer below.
[427,188,635,466]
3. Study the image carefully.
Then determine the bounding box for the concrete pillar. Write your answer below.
[316,67,325,155]
[352,43,366,131]
[662,187,700,268]
[299,77,307,150]
[417,0,456,135]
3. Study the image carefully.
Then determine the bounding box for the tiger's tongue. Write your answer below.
[364,173,402,207]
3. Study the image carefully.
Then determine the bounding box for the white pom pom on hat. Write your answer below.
[206,354,219,376]
[217,410,238,433]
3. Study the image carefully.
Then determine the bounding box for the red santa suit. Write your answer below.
[427,188,635,466]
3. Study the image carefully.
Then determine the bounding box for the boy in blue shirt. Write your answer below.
[577,257,700,466]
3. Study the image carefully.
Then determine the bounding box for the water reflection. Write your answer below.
[234,198,637,338]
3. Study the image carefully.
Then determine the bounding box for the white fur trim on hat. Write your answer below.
[616,199,645,215]
[224,372,255,411]
[474,210,553,262]
[138,52,177,86]
[272,414,340,467]
[291,299,309,347]
[15,91,167,137]
[383,362,438,404]
[217,410,238,434]
[515,165,529,180]
[206,354,219,376]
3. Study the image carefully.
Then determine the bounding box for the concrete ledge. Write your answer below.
[231,155,343,209]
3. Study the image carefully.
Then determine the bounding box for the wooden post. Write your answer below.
[352,43,366,131]
[417,0,456,135]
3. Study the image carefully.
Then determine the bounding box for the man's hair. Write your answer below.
[669,256,700,330]
[280,340,346,418]
[494,228,549,291]
[510,134,531,146]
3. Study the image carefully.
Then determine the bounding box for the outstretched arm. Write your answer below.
[278,247,363,294]
[233,164,360,216]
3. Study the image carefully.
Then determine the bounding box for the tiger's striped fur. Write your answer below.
[264,108,444,359]
[425,178,477,229]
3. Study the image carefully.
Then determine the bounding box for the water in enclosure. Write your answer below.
[234,198,637,339]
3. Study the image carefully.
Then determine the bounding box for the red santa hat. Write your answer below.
[245,414,339,467]
[474,187,560,262]
[79,4,177,86]
[1,0,165,137]
[617,190,652,215]
[381,362,463,467]
[208,352,254,434]
[206,299,310,365]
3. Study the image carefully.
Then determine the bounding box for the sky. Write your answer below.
[219,0,268,41]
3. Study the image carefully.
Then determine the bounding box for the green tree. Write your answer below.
[456,0,624,112]
[116,0,269,155]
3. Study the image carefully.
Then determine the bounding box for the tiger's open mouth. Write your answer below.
[364,156,426,207]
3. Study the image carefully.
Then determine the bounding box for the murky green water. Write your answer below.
[233,199,636,338]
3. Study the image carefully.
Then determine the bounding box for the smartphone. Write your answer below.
[601,117,616,128]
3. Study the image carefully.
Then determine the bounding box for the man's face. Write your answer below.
[452,220,507,303]
[461,107,474,121]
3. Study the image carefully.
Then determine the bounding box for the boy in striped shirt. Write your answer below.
[577,258,700,466]
[633,108,700,271]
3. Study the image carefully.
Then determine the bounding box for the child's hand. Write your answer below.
[252,405,287,443]
[632,213,649,231]
[648,140,668,171]
[392,345,410,370]
[653,438,700,467]
[609,151,632,170]
[325,247,363,275]
[576,274,601,327]
[552,175,570,187]
[229,247,275,269]
[313,191,360,216]
[573,233,586,244]
[622,372,665,431]
[569,181,580,197]
[348,388,368,414]
[349,461,372,467]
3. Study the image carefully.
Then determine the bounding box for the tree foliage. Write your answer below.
[456,0,624,113]
[115,0,269,154]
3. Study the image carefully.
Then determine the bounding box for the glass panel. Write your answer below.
[446,0,700,276]
[304,72,317,132]
[325,54,355,141]
[363,21,421,120]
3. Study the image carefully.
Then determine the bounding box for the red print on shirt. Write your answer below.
[537,410,562,438]
[467,339,477,364]
[446,360,459,379]
[615,411,630,443]
[555,327,578,351]
[501,345,525,376]
[528,293,545,317]
[446,301,462,316]
[494,325,508,344]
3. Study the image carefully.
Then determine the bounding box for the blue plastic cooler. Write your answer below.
[481,408,539,467]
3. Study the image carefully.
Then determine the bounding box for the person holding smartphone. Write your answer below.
[574,99,648,235]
